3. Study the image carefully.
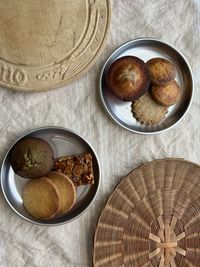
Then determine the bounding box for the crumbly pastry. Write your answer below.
[23,177,60,220]
[151,81,181,106]
[47,172,76,214]
[132,93,168,125]
[54,153,94,186]
[106,56,150,101]
[146,57,176,86]
[10,137,54,178]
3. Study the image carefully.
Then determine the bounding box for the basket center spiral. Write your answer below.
[149,215,186,267]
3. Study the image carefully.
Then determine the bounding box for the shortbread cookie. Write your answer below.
[106,56,150,101]
[132,93,168,125]
[151,81,181,106]
[146,58,176,86]
[23,177,60,220]
[47,172,76,214]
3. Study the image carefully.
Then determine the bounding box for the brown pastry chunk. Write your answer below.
[151,81,181,106]
[146,58,176,85]
[10,137,54,178]
[106,56,150,101]
[23,177,60,220]
[132,93,168,125]
[54,153,94,186]
[47,172,76,214]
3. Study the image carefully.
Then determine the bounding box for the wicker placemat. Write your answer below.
[93,158,200,267]
[0,0,111,91]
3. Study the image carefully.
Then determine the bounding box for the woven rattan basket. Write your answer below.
[93,158,200,267]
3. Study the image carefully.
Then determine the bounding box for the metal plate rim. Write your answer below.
[100,37,194,135]
[0,126,101,226]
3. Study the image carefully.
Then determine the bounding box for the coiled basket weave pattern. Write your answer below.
[93,159,200,267]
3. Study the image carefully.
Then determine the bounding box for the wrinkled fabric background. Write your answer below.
[0,1,199,266]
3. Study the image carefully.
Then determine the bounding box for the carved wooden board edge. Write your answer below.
[0,0,111,92]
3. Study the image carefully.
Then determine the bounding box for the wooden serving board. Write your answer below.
[0,0,111,91]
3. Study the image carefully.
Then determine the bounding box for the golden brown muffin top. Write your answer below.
[150,81,181,106]
[146,57,176,86]
[106,56,150,101]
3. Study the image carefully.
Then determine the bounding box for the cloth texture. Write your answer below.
[0,0,199,266]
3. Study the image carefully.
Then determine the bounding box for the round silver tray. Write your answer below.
[1,127,100,226]
[100,38,193,134]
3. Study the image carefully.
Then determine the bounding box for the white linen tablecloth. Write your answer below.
[0,1,199,266]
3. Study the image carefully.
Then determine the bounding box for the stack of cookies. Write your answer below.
[106,56,181,125]
[10,137,94,220]
[23,172,76,220]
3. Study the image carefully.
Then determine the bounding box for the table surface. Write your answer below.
[0,1,199,266]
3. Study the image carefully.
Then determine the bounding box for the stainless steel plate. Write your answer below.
[100,38,193,134]
[1,127,100,226]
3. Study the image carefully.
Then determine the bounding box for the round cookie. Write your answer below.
[106,56,150,101]
[47,172,76,214]
[10,137,54,178]
[151,81,181,106]
[23,177,60,220]
[146,57,176,85]
[132,93,168,125]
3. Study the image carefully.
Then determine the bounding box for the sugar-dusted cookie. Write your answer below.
[132,93,168,125]
[146,58,176,86]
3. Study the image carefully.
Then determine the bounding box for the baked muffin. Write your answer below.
[146,58,176,86]
[106,56,150,101]
[150,81,181,106]
[10,137,54,178]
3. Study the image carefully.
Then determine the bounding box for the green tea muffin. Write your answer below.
[10,137,54,178]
